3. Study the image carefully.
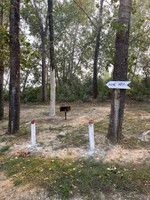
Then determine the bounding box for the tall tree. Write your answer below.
[48,0,55,116]
[54,0,95,87]
[32,0,48,102]
[0,0,4,120]
[107,0,132,143]
[8,0,20,134]
[93,0,104,99]
[22,0,48,102]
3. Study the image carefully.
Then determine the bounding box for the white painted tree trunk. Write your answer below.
[50,68,55,116]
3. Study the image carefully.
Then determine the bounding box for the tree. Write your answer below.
[48,0,55,116]
[22,0,48,102]
[8,0,20,134]
[128,0,150,85]
[0,0,4,120]
[54,0,95,87]
[32,0,48,102]
[20,36,41,93]
[93,0,104,99]
[107,0,132,143]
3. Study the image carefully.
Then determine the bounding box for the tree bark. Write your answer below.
[0,0,4,120]
[68,60,72,87]
[48,0,55,116]
[93,0,104,99]
[50,68,55,116]
[8,0,20,134]
[107,0,132,143]
[41,34,47,102]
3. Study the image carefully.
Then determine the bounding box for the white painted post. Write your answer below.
[89,120,95,151]
[31,120,36,147]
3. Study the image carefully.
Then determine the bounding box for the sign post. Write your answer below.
[106,81,131,89]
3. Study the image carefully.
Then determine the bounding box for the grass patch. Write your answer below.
[123,113,150,136]
[0,124,7,131]
[3,115,9,120]
[120,137,150,149]
[49,126,64,132]
[59,127,88,148]
[94,121,108,135]
[0,136,6,142]
[0,145,10,154]
[49,125,73,133]
[0,157,150,199]
[15,128,30,138]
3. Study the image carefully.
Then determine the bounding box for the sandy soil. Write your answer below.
[0,102,150,200]
[2,102,149,164]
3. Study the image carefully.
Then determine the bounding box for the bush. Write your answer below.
[21,87,42,103]
[127,76,150,101]
[56,76,111,102]
[4,90,9,101]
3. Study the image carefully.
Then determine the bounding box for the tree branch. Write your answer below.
[73,0,96,27]
[129,28,150,45]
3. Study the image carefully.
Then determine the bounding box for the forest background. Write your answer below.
[0,0,150,103]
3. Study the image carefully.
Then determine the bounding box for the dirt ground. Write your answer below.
[0,101,150,200]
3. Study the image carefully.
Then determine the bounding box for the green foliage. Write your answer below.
[56,76,111,102]
[2,0,149,103]
[20,34,42,90]
[21,87,42,103]
[127,76,150,101]
[97,78,111,101]
[0,145,10,154]
[16,127,30,138]
[3,90,9,101]
[111,19,128,36]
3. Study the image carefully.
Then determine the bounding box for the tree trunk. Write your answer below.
[68,60,72,87]
[41,35,47,102]
[0,52,4,121]
[48,0,55,116]
[22,69,30,93]
[0,0,4,120]
[33,0,48,102]
[107,0,132,143]
[50,68,55,116]
[8,0,20,134]
[68,24,78,87]
[93,0,104,99]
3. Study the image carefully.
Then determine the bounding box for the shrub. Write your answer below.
[21,87,42,103]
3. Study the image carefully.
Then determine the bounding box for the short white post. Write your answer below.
[89,120,95,151]
[31,120,36,147]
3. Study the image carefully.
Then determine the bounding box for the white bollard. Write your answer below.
[89,120,95,151]
[31,120,36,147]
